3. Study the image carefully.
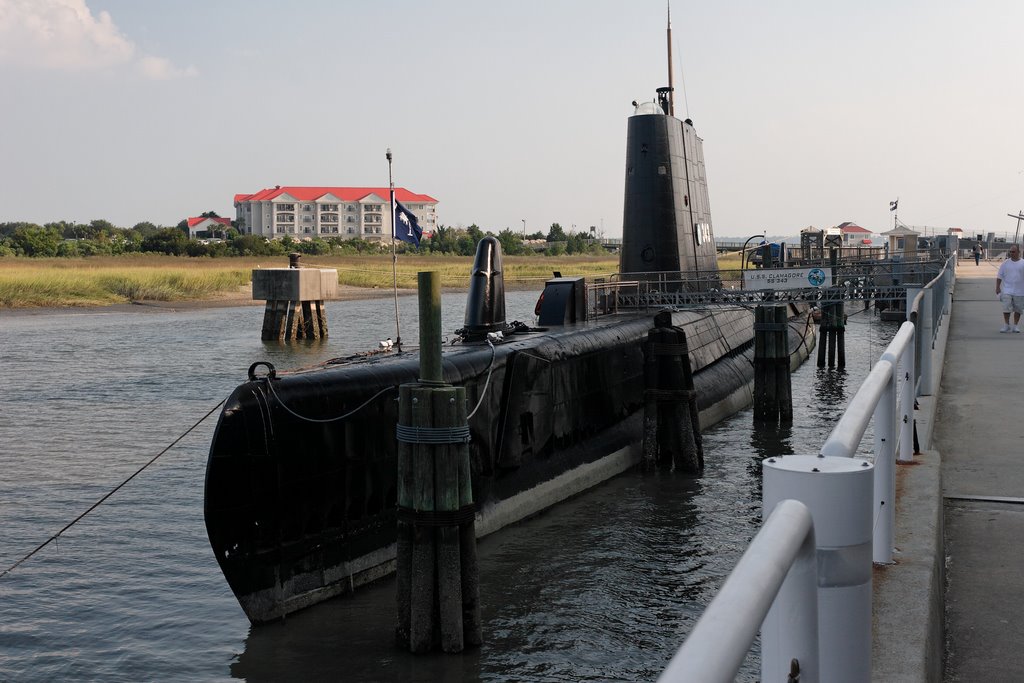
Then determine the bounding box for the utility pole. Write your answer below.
[1008,211,1024,245]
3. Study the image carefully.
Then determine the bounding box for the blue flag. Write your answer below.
[394,201,423,246]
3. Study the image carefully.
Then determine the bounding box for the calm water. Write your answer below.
[0,293,898,682]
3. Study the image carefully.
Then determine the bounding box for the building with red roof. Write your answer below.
[234,186,438,241]
[836,221,874,245]
[186,215,232,239]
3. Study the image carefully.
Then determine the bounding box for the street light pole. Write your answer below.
[521,219,526,237]
[740,234,766,289]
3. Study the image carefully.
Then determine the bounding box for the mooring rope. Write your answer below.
[0,399,227,579]
[466,341,496,420]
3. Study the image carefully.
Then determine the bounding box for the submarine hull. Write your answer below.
[204,306,814,624]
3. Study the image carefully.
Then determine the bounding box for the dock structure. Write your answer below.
[661,259,1024,681]
[926,262,1024,681]
[252,254,338,341]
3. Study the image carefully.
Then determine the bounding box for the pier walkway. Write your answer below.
[932,262,1024,680]
[873,261,1024,681]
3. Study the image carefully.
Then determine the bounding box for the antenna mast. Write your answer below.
[666,2,674,116]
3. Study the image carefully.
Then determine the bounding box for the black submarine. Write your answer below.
[204,81,815,625]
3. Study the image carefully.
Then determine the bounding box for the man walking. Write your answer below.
[996,244,1024,332]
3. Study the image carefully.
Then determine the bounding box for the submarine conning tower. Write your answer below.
[619,88,720,290]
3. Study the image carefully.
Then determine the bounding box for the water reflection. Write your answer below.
[232,472,717,682]
[749,421,795,459]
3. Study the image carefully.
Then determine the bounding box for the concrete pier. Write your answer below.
[252,258,338,341]
[873,262,1024,681]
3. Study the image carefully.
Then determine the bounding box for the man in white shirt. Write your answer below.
[996,244,1024,332]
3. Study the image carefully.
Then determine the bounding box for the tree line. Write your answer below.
[0,218,607,258]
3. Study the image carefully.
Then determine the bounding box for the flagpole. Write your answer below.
[386,148,402,352]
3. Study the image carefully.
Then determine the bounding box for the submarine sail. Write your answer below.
[620,90,720,287]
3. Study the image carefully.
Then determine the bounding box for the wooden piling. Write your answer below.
[396,271,481,654]
[458,420,482,646]
[434,387,463,653]
[774,305,793,423]
[641,315,701,472]
[817,302,846,368]
[754,305,793,423]
[395,390,414,648]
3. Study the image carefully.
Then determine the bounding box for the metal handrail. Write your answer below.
[660,254,957,681]
[658,499,818,683]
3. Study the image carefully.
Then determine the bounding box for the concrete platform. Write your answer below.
[872,260,1024,681]
[932,261,1024,681]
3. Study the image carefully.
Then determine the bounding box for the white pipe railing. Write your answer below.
[658,500,819,683]
[820,321,916,564]
[659,255,957,682]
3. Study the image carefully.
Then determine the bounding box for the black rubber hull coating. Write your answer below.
[204,307,813,624]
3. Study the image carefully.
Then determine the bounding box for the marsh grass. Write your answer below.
[0,256,252,308]
[0,252,741,308]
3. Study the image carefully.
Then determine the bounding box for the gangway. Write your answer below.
[586,257,949,314]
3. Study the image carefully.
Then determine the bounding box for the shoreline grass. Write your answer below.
[0,254,622,309]
[0,253,743,309]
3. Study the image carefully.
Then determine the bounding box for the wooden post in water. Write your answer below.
[641,312,702,472]
[816,302,847,368]
[396,271,481,654]
[754,304,793,422]
[775,305,793,422]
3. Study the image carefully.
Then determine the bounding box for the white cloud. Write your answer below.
[0,0,196,79]
[136,55,198,80]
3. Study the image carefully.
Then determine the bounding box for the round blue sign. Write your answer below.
[807,268,826,287]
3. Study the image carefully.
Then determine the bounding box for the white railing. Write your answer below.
[821,320,915,563]
[659,255,956,682]
[658,500,819,683]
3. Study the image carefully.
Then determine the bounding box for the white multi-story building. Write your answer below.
[233,186,438,241]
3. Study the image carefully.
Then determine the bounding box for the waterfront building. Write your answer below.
[233,186,438,242]
[186,215,232,239]
[837,221,874,246]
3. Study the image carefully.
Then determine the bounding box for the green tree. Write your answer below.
[9,225,61,256]
[141,228,188,255]
[546,223,567,242]
[495,228,525,256]
[56,240,81,257]
[230,234,281,256]
[428,224,455,253]
[131,221,159,237]
[546,241,567,256]
[89,219,117,235]
[296,238,331,255]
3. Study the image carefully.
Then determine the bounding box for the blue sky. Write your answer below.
[1,0,1023,238]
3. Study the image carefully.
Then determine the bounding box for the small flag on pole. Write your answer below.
[394,201,423,246]
[889,199,898,212]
